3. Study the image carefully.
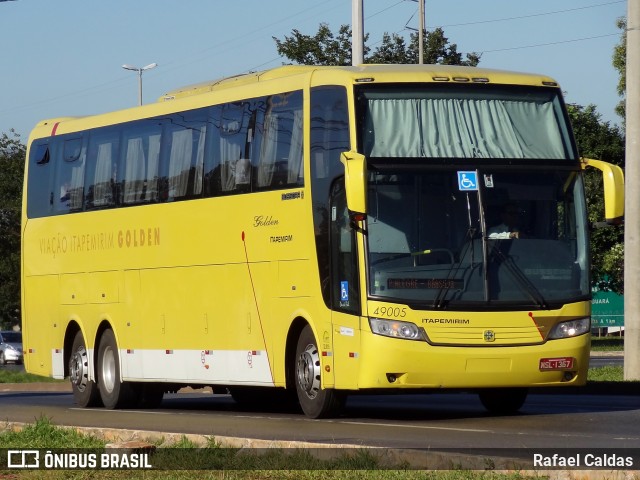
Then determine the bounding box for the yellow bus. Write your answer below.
[22,65,624,418]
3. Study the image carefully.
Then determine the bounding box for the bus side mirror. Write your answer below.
[583,158,625,226]
[340,151,368,217]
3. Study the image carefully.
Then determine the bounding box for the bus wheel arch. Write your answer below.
[95,323,135,409]
[284,317,308,391]
[65,323,101,408]
[292,323,345,418]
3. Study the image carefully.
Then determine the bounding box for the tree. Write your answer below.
[274,24,479,66]
[0,130,25,328]
[613,17,626,120]
[273,24,365,66]
[567,104,625,293]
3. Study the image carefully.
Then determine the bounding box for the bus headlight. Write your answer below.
[369,318,424,341]
[548,318,590,339]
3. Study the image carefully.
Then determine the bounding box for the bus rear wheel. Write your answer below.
[478,387,528,415]
[294,325,345,419]
[97,329,135,409]
[69,331,101,408]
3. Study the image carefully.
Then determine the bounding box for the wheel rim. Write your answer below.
[69,346,89,392]
[101,346,116,394]
[296,342,321,399]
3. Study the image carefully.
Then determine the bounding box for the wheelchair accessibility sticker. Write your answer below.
[457,171,478,191]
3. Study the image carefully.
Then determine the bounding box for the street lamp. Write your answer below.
[122,63,158,106]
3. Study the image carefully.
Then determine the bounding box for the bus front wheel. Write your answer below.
[69,331,102,408]
[478,387,528,415]
[97,329,134,409]
[294,325,345,419]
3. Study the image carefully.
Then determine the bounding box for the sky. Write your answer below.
[0,0,627,142]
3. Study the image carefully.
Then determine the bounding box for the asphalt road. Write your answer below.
[0,383,638,452]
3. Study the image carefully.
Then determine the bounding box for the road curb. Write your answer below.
[1,421,637,479]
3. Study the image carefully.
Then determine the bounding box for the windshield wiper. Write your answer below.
[431,226,478,309]
[489,243,549,309]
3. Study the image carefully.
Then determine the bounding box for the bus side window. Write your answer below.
[85,130,120,209]
[55,136,86,214]
[203,105,222,197]
[330,180,360,314]
[165,110,207,201]
[27,141,53,218]
[219,102,252,194]
[254,91,303,191]
[310,86,350,308]
[121,121,162,205]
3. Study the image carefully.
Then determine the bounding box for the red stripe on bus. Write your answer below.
[51,122,60,136]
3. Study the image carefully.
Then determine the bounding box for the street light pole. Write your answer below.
[122,63,158,106]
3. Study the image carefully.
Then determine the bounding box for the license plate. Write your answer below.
[539,357,574,371]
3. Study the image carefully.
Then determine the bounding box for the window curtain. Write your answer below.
[257,114,278,187]
[287,109,304,184]
[93,143,113,206]
[68,149,86,210]
[168,129,193,198]
[124,138,145,204]
[365,98,565,159]
[194,126,205,195]
[146,133,161,201]
[220,137,242,192]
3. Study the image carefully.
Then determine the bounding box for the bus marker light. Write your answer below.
[539,357,574,371]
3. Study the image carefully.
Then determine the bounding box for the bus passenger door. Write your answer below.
[330,181,362,390]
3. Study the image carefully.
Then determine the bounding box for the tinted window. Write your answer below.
[310,86,350,307]
[84,129,120,209]
[121,120,163,205]
[253,91,304,191]
[55,136,86,213]
[164,110,208,201]
[27,141,53,218]
[218,102,253,194]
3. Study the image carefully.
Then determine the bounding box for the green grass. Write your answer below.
[587,365,624,382]
[0,369,63,384]
[590,336,624,351]
[0,418,544,479]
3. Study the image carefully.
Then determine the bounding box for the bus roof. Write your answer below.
[159,64,559,101]
[29,64,560,140]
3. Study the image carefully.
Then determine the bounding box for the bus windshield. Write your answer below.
[359,85,576,160]
[366,169,589,308]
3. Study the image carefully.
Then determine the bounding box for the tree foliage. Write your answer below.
[612,17,626,120]
[273,24,479,66]
[567,104,625,293]
[0,130,25,328]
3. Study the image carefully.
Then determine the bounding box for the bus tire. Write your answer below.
[69,331,102,408]
[97,329,135,409]
[478,387,528,414]
[294,325,345,418]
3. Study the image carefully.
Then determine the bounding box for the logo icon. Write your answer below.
[483,330,496,342]
[457,171,478,191]
[340,281,349,302]
[8,450,40,469]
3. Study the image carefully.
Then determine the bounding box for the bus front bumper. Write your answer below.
[355,332,590,390]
